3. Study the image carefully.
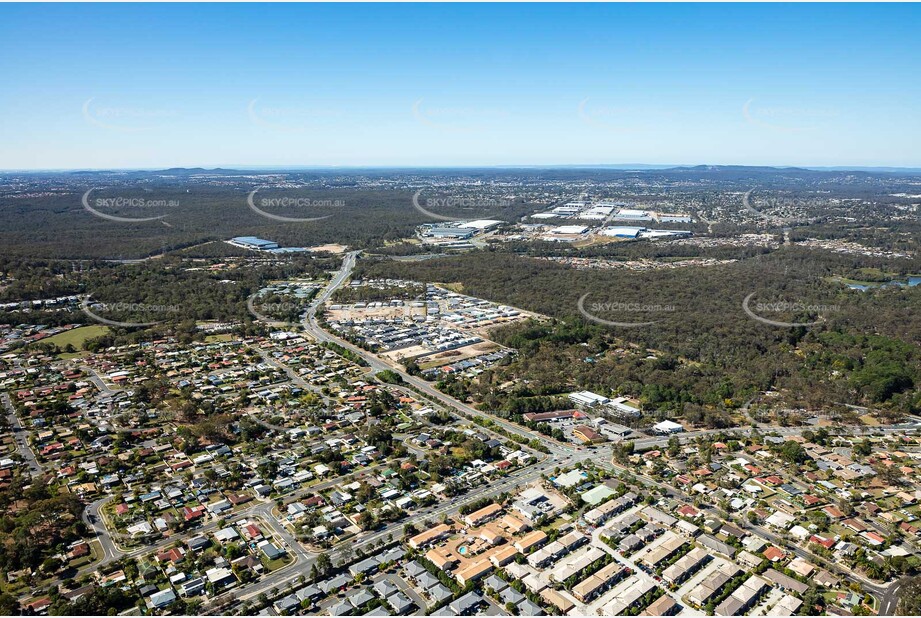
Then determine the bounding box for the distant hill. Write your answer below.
[12,164,920,175]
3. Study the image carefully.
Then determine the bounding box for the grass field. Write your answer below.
[204,334,233,343]
[30,325,109,357]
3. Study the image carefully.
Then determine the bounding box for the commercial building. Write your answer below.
[656,213,693,223]
[642,229,692,239]
[522,410,583,423]
[424,226,475,239]
[229,236,280,250]
[614,208,653,221]
[465,219,504,231]
[608,397,642,417]
[573,425,606,444]
[653,420,684,434]
[569,391,610,407]
[512,487,561,522]
[598,422,634,440]
[580,485,615,507]
[601,226,646,238]
[549,225,590,235]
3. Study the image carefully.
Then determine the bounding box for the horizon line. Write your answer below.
[4,163,921,174]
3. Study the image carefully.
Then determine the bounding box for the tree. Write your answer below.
[0,594,19,616]
[898,576,921,616]
[41,557,63,574]
[854,439,872,458]
[667,435,680,457]
[780,440,807,464]
[315,552,333,577]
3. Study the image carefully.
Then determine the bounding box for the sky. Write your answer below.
[1,3,920,170]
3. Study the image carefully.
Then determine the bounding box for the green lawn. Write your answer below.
[261,554,293,571]
[204,334,233,343]
[31,325,110,356]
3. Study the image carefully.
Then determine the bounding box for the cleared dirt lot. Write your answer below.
[416,341,501,369]
[327,305,426,321]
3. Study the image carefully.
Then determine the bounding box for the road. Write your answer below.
[211,459,562,610]
[603,444,910,610]
[78,489,314,578]
[70,249,915,613]
[742,189,771,223]
[302,251,575,460]
[81,365,117,395]
[628,421,920,452]
[742,188,805,228]
[878,577,908,616]
[219,252,918,612]
[1,392,42,476]
[254,348,334,408]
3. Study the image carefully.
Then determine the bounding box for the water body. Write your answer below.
[845,276,921,291]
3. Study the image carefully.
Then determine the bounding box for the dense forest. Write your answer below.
[359,247,921,419]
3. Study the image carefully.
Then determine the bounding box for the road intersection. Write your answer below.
[19,250,913,613]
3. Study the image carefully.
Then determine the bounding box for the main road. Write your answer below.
[300,251,918,609]
[302,251,575,461]
[78,249,914,611]
[1,392,42,476]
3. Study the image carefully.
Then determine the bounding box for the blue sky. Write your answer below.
[1,3,919,169]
